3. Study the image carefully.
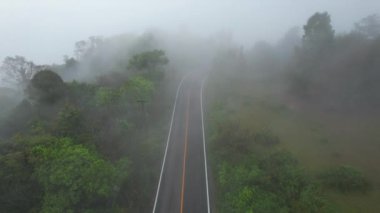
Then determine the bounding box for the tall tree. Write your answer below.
[354,14,380,39]
[74,36,104,60]
[0,56,36,89]
[303,12,335,53]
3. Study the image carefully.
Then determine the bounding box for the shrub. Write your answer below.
[320,165,370,193]
[254,130,280,147]
[258,151,310,207]
[213,119,254,157]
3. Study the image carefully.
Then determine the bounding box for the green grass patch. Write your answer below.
[205,72,380,212]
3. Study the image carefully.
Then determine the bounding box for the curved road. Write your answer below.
[153,73,211,213]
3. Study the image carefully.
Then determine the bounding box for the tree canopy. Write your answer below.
[0,56,36,89]
[127,50,168,81]
[30,136,128,212]
[28,70,66,104]
[303,12,335,53]
[354,14,380,39]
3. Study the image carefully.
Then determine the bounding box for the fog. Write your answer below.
[1,1,380,212]
[1,0,379,65]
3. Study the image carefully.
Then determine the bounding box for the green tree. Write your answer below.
[28,70,66,104]
[95,87,121,107]
[54,104,86,140]
[127,50,168,81]
[30,137,128,212]
[67,81,98,108]
[303,12,335,53]
[124,76,154,103]
[288,12,335,98]
[0,150,42,212]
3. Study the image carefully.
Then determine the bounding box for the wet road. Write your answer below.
[153,74,210,213]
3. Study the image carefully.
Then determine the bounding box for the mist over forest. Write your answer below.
[1,1,380,212]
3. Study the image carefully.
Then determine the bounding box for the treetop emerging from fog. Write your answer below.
[303,12,335,51]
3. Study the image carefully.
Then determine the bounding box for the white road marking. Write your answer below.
[201,77,211,213]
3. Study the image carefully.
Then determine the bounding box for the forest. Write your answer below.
[0,3,379,212]
[205,12,380,212]
[0,34,183,212]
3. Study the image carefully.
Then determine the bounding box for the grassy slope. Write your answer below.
[206,73,380,212]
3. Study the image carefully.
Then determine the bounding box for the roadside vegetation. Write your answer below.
[0,8,379,213]
[0,34,178,212]
[206,12,379,212]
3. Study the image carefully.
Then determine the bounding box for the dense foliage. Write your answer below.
[320,166,370,193]
[1,9,378,212]
[0,44,172,212]
[28,70,66,104]
[32,136,128,212]
[288,12,380,110]
[209,114,335,213]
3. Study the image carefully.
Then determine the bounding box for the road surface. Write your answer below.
[153,73,211,213]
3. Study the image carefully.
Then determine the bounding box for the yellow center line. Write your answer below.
[180,91,191,213]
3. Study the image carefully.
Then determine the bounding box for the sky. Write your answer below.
[0,0,379,64]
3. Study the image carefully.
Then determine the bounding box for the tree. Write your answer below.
[122,76,154,124]
[54,104,85,139]
[303,12,335,53]
[30,137,129,212]
[124,76,154,103]
[127,50,169,81]
[0,149,42,212]
[354,14,380,39]
[63,56,78,70]
[0,56,36,89]
[95,87,121,107]
[74,36,104,60]
[288,12,335,98]
[27,70,66,104]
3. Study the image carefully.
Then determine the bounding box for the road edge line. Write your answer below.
[152,74,188,213]
[180,92,191,213]
[201,77,211,213]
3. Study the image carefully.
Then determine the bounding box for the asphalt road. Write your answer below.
[153,74,210,213]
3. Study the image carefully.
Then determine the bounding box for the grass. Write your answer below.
[205,73,380,212]
[238,101,380,212]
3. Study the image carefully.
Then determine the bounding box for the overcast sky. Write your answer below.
[0,0,379,64]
